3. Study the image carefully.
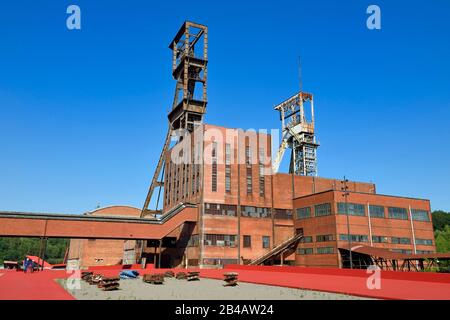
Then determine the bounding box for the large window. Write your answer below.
[262,236,270,249]
[274,209,293,219]
[316,234,335,242]
[391,249,412,255]
[204,234,237,247]
[415,238,433,246]
[296,207,311,219]
[411,209,430,222]
[388,207,408,220]
[225,143,231,193]
[211,142,217,192]
[259,147,265,197]
[391,237,411,244]
[241,206,271,218]
[316,247,334,254]
[205,203,237,216]
[372,235,388,243]
[297,248,313,255]
[417,250,433,254]
[187,235,199,247]
[243,235,251,248]
[245,145,252,194]
[300,236,313,243]
[369,205,385,218]
[314,203,332,217]
[339,234,368,242]
[337,202,365,216]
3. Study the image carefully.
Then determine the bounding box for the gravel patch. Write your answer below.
[58,277,371,300]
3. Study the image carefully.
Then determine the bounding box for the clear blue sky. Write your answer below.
[0,0,449,214]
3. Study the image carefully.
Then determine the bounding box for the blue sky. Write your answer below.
[0,0,449,213]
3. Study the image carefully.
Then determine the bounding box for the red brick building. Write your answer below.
[139,124,435,269]
[68,124,435,269]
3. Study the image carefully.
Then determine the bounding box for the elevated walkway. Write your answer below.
[0,203,197,240]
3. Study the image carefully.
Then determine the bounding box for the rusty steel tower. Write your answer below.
[272,92,319,176]
[141,21,208,217]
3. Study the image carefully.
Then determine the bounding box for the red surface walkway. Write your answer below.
[0,270,75,300]
[1,266,450,300]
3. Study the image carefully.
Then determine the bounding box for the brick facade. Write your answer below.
[68,206,141,268]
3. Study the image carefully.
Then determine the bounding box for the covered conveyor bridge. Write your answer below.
[0,203,197,240]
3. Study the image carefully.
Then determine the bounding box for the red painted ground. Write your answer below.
[0,270,75,300]
[199,268,450,300]
[1,266,449,300]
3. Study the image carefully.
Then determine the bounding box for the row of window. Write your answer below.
[296,203,430,221]
[164,161,200,206]
[199,234,271,249]
[205,203,237,216]
[391,249,433,254]
[205,203,292,219]
[296,203,332,218]
[298,247,335,255]
[204,234,237,247]
[242,206,271,218]
[299,233,434,246]
[213,141,266,197]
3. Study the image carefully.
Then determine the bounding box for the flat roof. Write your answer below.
[293,189,430,202]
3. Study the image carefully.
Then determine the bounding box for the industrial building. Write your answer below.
[66,21,436,270]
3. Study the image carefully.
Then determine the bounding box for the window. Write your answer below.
[339,234,368,242]
[372,235,388,243]
[204,203,237,216]
[296,207,311,219]
[211,160,217,192]
[243,235,251,248]
[314,203,332,217]
[415,239,433,246]
[202,258,239,266]
[259,147,265,197]
[204,234,237,247]
[391,249,412,255]
[297,248,313,255]
[211,142,217,192]
[262,236,270,249]
[316,234,335,242]
[225,143,231,193]
[245,146,252,194]
[391,237,411,245]
[388,207,408,220]
[316,247,334,254]
[274,209,292,219]
[300,236,313,243]
[369,205,385,218]
[417,250,433,254]
[411,209,430,222]
[241,206,271,218]
[337,202,365,216]
[187,235,199,247]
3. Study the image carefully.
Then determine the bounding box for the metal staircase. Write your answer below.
[248,233,304,266]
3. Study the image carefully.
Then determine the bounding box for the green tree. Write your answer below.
[432,210,450,231]
[435,225,450,253]
[0,237,68,265]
